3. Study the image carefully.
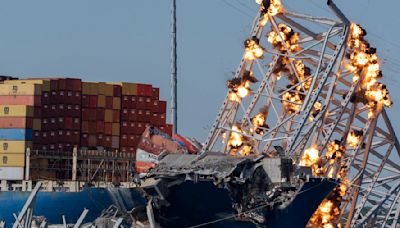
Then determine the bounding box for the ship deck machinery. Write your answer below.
[139,153,337,227]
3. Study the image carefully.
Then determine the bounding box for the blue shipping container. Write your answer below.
[0,129,32,140]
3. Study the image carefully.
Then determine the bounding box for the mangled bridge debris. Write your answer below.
[199,0,400,227]
[139,153,337,227]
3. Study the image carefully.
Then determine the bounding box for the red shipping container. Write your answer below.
[103,135,112,148]
[82,108,96,121]
[89,121,97,133]
[82,95,90,107]
[89,95,97,108]
[136,97,146,109]
[121,109,129,120]
[137,84,153,97]
[97,134,104,147]
[104,123,112,135]
[81,134,89,146]
[33,131,42,144]
[144,97,153,109]
[72,131,80,143]
[42,92,50,104]
[128,109,137,122]
[112,110,120,122]
[96,109,105,121]
[113,85,122,97]
[82,121,89,133]
[64,117,73,129]
[105,96,113,109]
[66,78,82,91]
[121,121,129,134]
[0,95,41,106]
[97,121,104,133]
[73,118,80,130]
[152,88,160,100]
[154,100,167,113]
[121,134,129,147]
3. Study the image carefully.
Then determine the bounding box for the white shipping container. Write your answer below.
[0,167,24,180]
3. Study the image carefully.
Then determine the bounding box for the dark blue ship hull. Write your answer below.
[156,178,337,228]
[0,187,146,227]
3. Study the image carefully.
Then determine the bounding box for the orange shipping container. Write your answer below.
[0,117,32,128]
[112,97,121,110]
[104,110,113,122]
[0,96,41,106]
[97,95,106,108]
[112,123,120,136]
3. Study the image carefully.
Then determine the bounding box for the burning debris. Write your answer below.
[346,23,393,118]
[244,37,264,60]
[228,125,245,149]
[308,182,348,228]
[267,23,300,52]
[251,113,269,135]
[309,101,323,122]
[227,71,258,102]
[299,145,320,167]
[282,90,304,114]
[266,24,313,115]
[256,0,282,17]
[347,130,362,148]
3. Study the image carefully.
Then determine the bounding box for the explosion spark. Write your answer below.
[256,0,282,16]
[299,145,319,167]
[228,125,244,148]
[251,113,268,135]
[347,130,362,148]
[244,38,264,60]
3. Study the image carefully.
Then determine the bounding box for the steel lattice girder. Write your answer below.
[202,1,400,227]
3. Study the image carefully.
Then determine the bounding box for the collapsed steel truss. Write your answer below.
[202,1,400,227]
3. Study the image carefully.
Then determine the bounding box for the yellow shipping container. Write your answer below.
[98,95,106,108]
[112,123,120,136]
[104,84,113,96]
[82,82,99,95]
[0,153,25,167]
[0,105,34,117]
[108,82,137,95]
[33,118,41,131]
[112,97,121,109]
[4,80,50,91]
[105,110,113,122]
[0,83,42,96]
[0,141,32,153]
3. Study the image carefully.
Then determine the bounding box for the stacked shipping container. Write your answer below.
[81,82,121,151]
[0,81,38,180]
[0,78,170,173]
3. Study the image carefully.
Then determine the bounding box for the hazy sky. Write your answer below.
[0,0,399,141]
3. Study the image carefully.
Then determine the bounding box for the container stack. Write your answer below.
[0,78,172,180]
[119,83,141,154]
[0,81,40,180]
[39,78,82,152]
[81,82,121,151]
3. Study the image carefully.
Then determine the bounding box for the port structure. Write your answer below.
[202,1,400,227]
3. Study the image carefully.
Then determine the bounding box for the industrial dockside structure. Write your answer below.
[0,77,172,185]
